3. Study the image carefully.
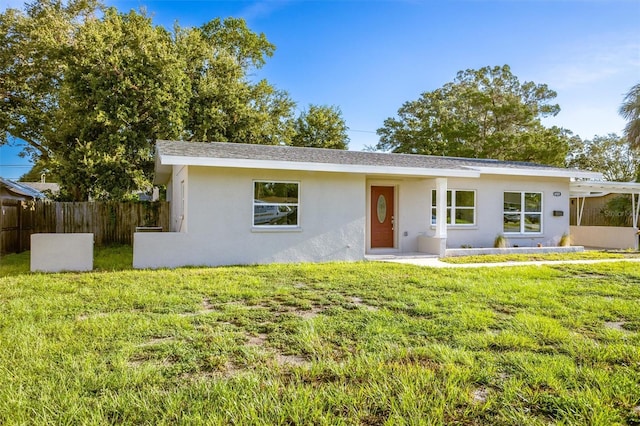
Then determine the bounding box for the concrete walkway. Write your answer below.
[372,257,640,268]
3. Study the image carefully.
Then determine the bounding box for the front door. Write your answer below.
[371,186,395,248]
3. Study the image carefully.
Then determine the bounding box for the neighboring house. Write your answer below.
[133,140,601,268]
[18,182,60,198]
[0,177,48,201]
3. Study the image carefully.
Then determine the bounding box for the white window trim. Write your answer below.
[252,180,300,229]
[503,191,543,234]
[431,189,477,227]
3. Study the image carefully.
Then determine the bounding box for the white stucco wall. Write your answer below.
[570,225,639,250]
[365,175,571,252]
[31,233,94,272]
[136,167,574,268]
[439,175,571,249]
[134,167,366,268]
[169,166,188,232]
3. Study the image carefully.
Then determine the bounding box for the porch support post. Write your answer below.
[633,192,639,229]
[577,196,585,227]
[434,178,448,238]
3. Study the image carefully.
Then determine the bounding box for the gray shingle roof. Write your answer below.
[156,140,568,172]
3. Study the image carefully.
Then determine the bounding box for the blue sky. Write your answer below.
[1,0,639,179]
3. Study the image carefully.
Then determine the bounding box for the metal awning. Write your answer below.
[570,181,640,197]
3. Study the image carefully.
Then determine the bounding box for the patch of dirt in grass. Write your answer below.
[471,387,490,404]
[295,306,324,319]
[179,298,219,317]
[349,296,378,312]
[138,336,177,347]
[492,305,516,315]
[76,312,111,321]
[244,331,310,368]
[201,298,216,312]
[632,406,640,415]
[604,321,630,332]
[246,333,268,347]
[275,353,309,367]
[181,362,244,381]
[127,354,175,368]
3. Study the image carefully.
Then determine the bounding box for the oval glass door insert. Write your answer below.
[376,195,387,223]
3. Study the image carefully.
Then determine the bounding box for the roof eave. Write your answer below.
[158,155,481,178]
[469,166,602,180]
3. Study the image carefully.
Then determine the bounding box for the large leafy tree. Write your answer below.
[291,105,349,149]
[620,83,640,150]
[0,0,100,162]
[376,65,571,166]
[1,2,302,200]
[177,18,296,145]
[52,8,190,200]
[566,134,638,182]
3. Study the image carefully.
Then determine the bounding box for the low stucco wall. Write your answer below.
[446,246,584,257]
[417,235,446,256]
[133,232,192,269]
[570,226,639,250]
[31,233,94,272]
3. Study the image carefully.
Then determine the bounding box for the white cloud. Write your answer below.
[532,32,639,138]
[238,0,292,23]
[543,33,640,90]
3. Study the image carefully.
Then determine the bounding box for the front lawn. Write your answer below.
[1,249,639,424]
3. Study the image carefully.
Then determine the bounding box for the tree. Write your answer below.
[291,105,349,149]
[1,2,299,200]
[619,83,640,150]
[376,65,571,166]
[176,18,296,145]
[566,134,639,182]
[52,8,190,200]
[0,0,101,162]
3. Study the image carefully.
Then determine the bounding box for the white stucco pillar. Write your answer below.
[434,177,448,238]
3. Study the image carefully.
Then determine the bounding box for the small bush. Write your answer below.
[494,234,507,248]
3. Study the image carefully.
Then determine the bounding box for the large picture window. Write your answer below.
[503,192,542,233]
[431,190,476,226]
[253,181,299,227]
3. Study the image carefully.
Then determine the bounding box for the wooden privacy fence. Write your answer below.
[0,200,169,255]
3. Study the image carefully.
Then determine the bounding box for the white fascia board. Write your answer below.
[570,181,640,195]
[159,155,481,178]
[468,166,602,180]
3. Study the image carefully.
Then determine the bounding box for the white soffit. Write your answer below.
[570,181,640,196]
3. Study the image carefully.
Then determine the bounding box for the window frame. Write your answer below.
[431,189,477,227]
[252,180,300,229]
[503,191,543,234]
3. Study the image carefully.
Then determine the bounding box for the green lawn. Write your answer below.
[1,248,639,424]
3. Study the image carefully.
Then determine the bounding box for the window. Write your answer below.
[503,192,542,233]
[253,181,299,227]
[431,190,476,226]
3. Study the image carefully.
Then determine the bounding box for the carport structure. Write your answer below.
[570,181,640,250]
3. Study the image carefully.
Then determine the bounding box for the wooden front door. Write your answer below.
[371,186,395,248]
